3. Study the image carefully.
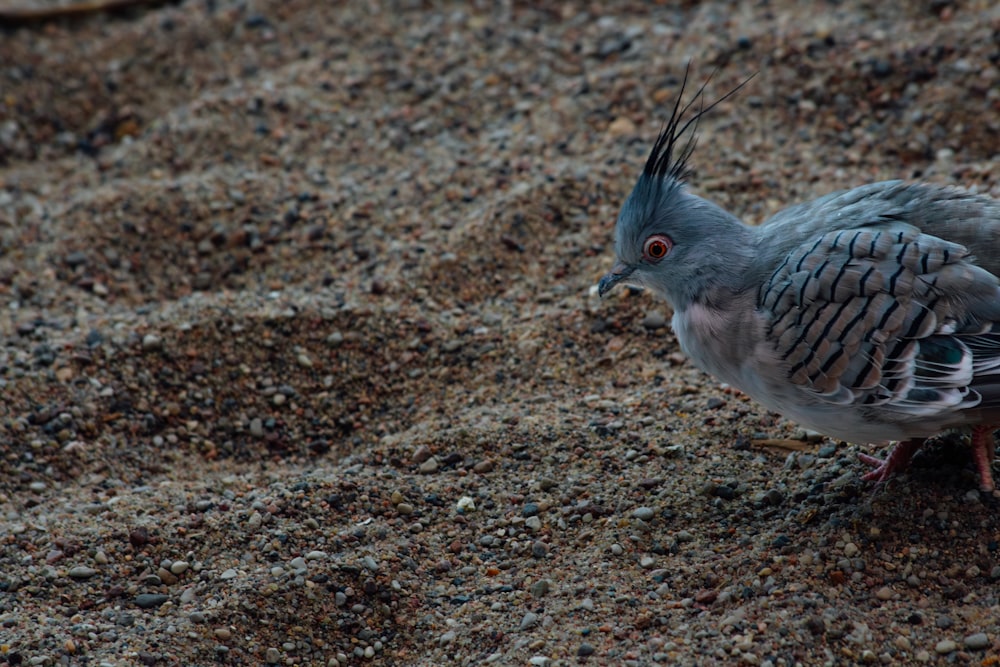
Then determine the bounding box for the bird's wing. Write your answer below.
[758,222,1000,421]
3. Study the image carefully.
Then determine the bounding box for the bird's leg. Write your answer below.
[858,439,923,484]
[970,425,997,493]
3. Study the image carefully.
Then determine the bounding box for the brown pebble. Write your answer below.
[473,460,494,474]
[129,527,150,548]
[695,589,718,604]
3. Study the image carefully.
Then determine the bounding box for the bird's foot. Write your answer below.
[859,439,923,484]
[970,425,997,493]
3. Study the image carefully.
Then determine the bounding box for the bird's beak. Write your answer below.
[598,262,635,298]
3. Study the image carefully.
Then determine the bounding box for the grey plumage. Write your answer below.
[599,75,1000,490]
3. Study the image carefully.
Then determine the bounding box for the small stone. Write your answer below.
[641,310,667,329]
[396,502,414,515]
[65,251,88,267]
[439,630,456,645]
[522,502,541,517]
[528,657,551,667]
[964,633,989,650]
[305,550,327,561]
[817,444,837,458]
[170,561,189,575]
[530,580,550,597]
[141,334,162,351]
[577,643,595,656]
[633,506,655,521]
[249,418,264,438]
[843,542,859,558]
[526,516,542,533]
[473,460,494,473]
[418,457,439,474]
[640,555,656,569]
[68,566,97,579]
[129,527,150,548]
[934,639,957,654]
[607,116,636,137]
[220,568,237,580]
[520,611,539,630]
[135,594,169,609]
[214,627,232,640]
[265,647,281,664]
[762,489,784,506]
[530,540,547,557]
[875,586,893,601]
[157,567,178,585]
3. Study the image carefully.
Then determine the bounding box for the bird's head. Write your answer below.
[599,69,754,310]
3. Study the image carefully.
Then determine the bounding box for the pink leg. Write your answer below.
[859,439,923,484]
[971,425,997,492]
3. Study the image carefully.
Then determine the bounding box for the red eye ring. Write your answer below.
[643,234,672,262]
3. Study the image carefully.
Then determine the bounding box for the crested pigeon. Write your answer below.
[598,72,1000,491]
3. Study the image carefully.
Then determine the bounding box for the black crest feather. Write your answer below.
[644,64,756,183]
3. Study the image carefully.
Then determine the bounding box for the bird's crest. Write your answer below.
[644,65,756,183]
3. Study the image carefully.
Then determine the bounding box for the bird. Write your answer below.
[598,70,1000,492]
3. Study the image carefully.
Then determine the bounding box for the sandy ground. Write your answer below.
[2,1,1000,665]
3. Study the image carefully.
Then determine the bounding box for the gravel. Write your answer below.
[1,0,999,665]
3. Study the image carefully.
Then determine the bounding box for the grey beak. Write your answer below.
[598,262,635,298]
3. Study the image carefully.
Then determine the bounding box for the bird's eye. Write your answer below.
[643,235,673,262]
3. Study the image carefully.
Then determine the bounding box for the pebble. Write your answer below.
[641,310,667,329]
[520,611,539,630]
[964,633,989,650]
[68,566,97,579]
[135,594,169,609]
[530,579,550,597]
[577,643,595,656]
[171,560,189,575]
[141,334,163,351]
[874,586,893,601]
[290,557,307,570]
[220,568,237,580]
[265,647,281,664]
[934,639,956,654]
[632,506,655,521]
[418,457,439,474]
[843,543,859,558]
